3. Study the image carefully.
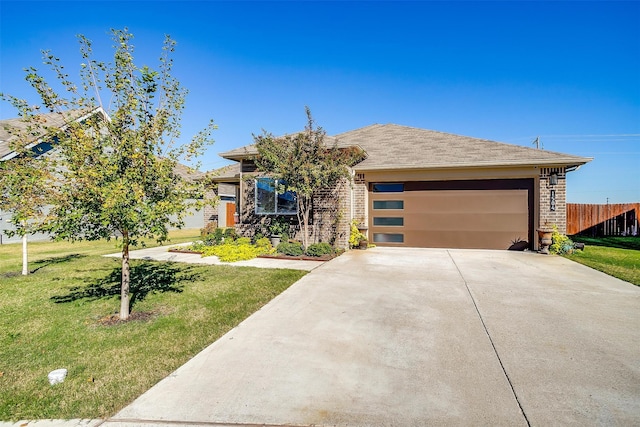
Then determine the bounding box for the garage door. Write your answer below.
[369,179,534,250]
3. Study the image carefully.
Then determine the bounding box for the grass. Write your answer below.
[0,229,307,420]
[564,236,640,286]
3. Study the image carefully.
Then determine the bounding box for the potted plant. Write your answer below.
[268,217,289,247]
[358,238,369,250]
[349,219,368,250]
[537,222,554,254]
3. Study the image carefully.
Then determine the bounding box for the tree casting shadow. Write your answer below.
[51,262,200,311]
[31,254,86,274]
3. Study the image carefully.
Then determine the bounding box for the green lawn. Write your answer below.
[564,236,640,286]
[0,230,306,420]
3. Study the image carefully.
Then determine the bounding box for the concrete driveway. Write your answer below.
[103,248,640,426]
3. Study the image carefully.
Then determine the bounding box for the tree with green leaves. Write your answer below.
[254,107,364,248]
[0,112,55,275]
[1,28,215,319]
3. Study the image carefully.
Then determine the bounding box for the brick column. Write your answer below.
[203,188,218,228]
[539,167,567,234]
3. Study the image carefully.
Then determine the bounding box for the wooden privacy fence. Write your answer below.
[567,203,640,236]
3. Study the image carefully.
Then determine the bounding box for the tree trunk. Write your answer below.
[298,196,311,248]
[120,232,131,320]
[21,234,28,276]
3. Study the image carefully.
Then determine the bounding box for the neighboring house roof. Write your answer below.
[220,123,592,171]
[1,108,203,181]
[0,108,102,160]
[172,161,206,182]
[209,163,241,181]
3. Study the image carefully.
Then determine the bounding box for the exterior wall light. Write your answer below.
[549,172,558,186]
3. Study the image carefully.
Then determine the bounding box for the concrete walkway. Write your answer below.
[89,247,639,426]
[104,243,325,271]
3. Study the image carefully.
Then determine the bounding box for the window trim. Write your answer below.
[373,200,404,210]
[373,217,404,227]
[373,233,405,243]
[372,183,405,193]
[254,177,297,215]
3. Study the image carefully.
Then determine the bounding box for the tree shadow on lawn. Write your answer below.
[51,261,201,311]
[31,254,86,274]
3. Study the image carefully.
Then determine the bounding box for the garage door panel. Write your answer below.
[404,212,528,232]
[401,190,528,213]
[370,183,532,250]
[404,230,526,249]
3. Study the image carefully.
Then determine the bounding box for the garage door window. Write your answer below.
[373,217,404,226]
[373,200,404,210]
[373,233,404,243]
[372,183,404,193]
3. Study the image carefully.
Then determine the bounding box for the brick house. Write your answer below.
[212,124,591,250]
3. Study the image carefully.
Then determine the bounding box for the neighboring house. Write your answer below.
[0,109,205,244]
[214,124,592,250]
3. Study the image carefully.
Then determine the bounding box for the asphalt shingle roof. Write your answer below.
[219,134,355,161]
[220,123,592,170]
[0,109,95,159]
[0,108,203,182]
[336,124,591,171]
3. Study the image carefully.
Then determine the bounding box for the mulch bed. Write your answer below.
[257,253,337,262]
[168,249,201,254]
[168,248,340,262]
[96,311,159,326]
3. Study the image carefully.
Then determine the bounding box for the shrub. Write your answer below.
[255,237,273,252]
[223,227,237,241]
[202,227,237,246]
[306,242,334,257]
[235,237,252,245]
[268,216,290,238]
[349,219,367,248]
[277,241,304,256]
[200,238,271,262]
[550,226,574,255]
[200,222,217,238]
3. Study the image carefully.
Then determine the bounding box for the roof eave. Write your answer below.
[353,158,593,173]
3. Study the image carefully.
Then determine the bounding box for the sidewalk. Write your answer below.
[1,420,103,427]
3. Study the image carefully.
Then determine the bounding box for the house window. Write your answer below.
[373,217,404,226]
[373,200,404,210]
[372,183,404,193]
[255,178,297,215]
[373,233,404,243]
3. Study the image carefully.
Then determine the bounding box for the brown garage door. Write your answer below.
[369,179,534,250]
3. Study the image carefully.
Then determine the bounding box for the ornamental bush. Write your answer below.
[349,219,367,248]
[277,241,304,256]
[306,242,334,257]
[202,227,237,246]
[550,226,574,255]
[200,237,271,262]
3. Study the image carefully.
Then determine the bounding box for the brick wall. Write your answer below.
[236,176,353,248]
[203,187,218,228]
[353,173,368,227]
[312,177,352,248]
[539,167,567,234]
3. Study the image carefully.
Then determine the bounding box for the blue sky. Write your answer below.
[1,1,638,203]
